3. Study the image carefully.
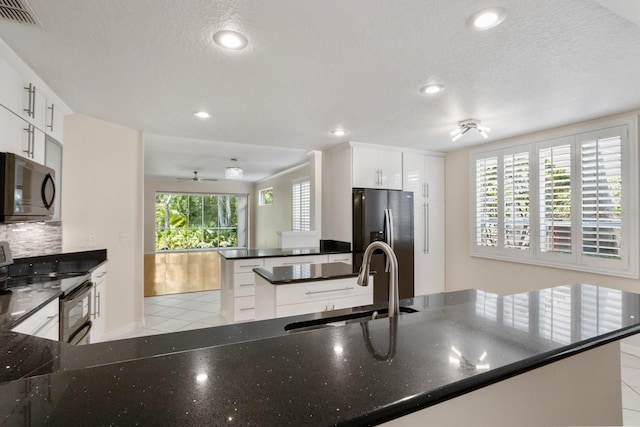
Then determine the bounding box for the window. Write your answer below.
[155,192,248,251]
[471,120,638,278]
[259,187,273,206]
[292,178,311,231]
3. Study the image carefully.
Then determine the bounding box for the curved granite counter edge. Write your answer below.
[348,325,640,426]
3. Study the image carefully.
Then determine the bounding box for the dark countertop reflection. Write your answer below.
[254,261,361,284]
[1,284,640,425]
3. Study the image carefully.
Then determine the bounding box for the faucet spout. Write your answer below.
[356,241,399,318]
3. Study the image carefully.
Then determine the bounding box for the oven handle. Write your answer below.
[64,281,93,303]
[68,320,92,345]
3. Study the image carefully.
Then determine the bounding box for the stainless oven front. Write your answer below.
[60,280,92,345]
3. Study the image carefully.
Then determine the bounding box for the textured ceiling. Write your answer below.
[0,0,639,180]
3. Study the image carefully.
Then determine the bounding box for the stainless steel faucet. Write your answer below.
[357,241,399,318]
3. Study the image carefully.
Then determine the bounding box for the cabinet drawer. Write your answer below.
[233,258,264,274]
[327,254,352,265]
[276,278,371,306]
[276,299,332,318]
[233,272,256,297]
[233,295,255,321]
[264,255,328,268]
[332,294,373,311]
[12,298,59,337]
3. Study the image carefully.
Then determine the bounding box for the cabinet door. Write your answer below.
[0,59,25,115]
[11,298,59,340]
[90,265,107,342]
[32,126,45,164]
[276,298,331,318]
[46,102,64,142]
[352,146,381,188]
[378,150,403,190]
[414,201,445,296]
[403,152,425,195]
[32,88,47,130]
[0,106,29,156]
[424,156,445,202]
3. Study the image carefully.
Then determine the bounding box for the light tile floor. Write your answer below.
[622,348,640,425]
[113,292,640,425]
[114,290,228,339]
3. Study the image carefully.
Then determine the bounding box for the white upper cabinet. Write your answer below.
[0,54,68,144]
[352,145,402,190]
[403,153,444,201]
[0,105,46,163]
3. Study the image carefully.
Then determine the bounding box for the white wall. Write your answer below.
[62,114,144,335]
[445,110,640,295]
[253,162,311,248]
[144,177,253,253]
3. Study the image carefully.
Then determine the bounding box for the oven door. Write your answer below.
[60,281,92,344]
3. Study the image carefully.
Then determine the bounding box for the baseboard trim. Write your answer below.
[99,320,145,342]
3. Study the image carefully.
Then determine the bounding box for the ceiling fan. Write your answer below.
[177,171,218,182]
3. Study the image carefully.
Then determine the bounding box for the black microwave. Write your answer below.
[0,152,56,223]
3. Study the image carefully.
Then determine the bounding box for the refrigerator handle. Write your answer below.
[423,202,430,254]
[384,208,395,273]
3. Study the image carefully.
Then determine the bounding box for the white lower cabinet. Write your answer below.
[90,263,108,343]
[11,298,59,341]
[255,276,374,320]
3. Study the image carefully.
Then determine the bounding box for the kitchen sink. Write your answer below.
[284,306,419,333]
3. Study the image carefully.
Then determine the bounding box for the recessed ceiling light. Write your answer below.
[465,7,507,31]
[331,129,348,137]
[213,30,249,50]
[420,84,445,95]
[193,111,212,119]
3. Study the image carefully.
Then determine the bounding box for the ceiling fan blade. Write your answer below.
[200,178,218,182]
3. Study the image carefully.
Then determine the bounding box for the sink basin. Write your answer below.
[284,306,419,333]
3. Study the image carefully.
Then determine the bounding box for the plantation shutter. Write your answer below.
[539,144,572,254]
[580,133,622,260]
[292,178,311,231]
[475,157,499,247]
[503,152,530,250]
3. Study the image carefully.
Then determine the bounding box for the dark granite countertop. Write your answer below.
[218,247,351,260]
[0,250,107,331]
[2,284,640,425]
[254,261,362,284]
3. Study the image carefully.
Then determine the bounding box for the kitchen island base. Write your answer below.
[385,341,622,426]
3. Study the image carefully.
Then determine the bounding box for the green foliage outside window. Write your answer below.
[155,193,240,250]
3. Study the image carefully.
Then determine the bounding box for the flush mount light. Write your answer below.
[193,111,212,119]
[331,128,348,137]
[225,158,244,179]
[213,30,249,50]
[420,84,445,95]
[451,118,491,142]
[465,7,507,31]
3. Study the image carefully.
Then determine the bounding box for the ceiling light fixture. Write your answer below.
[465,7,507,31]
[225,158,243,179]
[213,30,249,50]
[193,111,212,119]
[451,118,491,142]
[420,84,445,95]
[331,128,348,137]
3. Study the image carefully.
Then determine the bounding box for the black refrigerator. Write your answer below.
[352,188,414,303]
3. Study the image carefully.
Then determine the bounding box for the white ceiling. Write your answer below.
[0,0,639,181]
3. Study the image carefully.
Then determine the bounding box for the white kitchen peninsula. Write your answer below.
[218,245,352,322]
[253,262,373,320]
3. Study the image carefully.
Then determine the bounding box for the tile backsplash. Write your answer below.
[0,222,62,258]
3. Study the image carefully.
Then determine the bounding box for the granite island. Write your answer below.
[0,283,638,425]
